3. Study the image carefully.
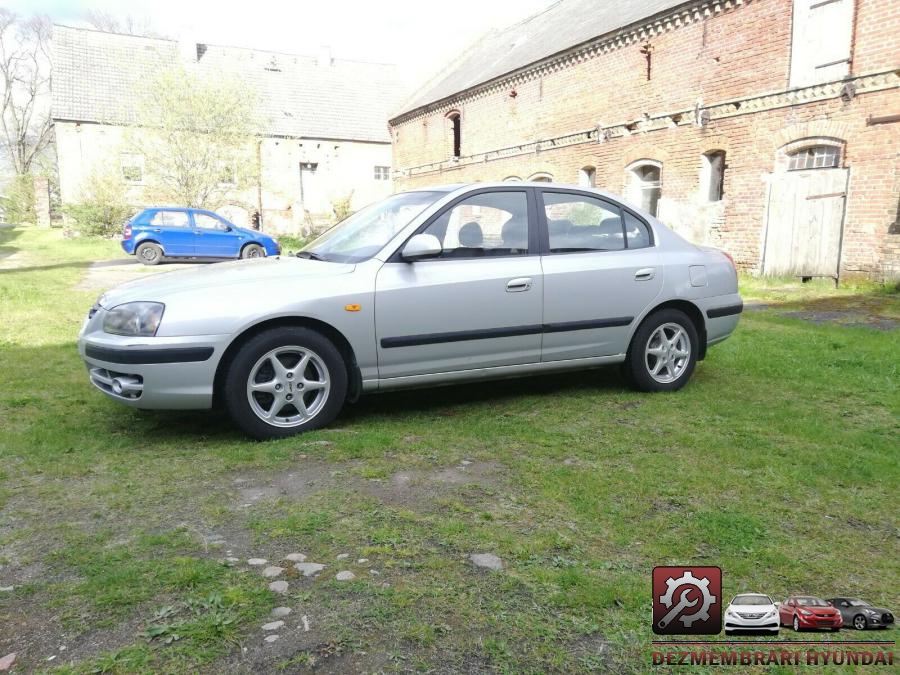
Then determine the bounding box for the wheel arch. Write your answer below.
[213,316,362,407]
[638,299,708,360]
[240,241,266,254]
[135,237,166,254]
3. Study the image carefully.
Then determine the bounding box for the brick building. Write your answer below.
[52,25,403,233]
[389,0,900,280]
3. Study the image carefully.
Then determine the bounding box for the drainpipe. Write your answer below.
[256,138,264,232]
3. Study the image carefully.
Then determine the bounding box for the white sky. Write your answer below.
[12,0,555,91]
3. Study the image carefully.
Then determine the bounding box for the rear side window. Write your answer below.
[624,211,652,249]
[542,192,625,252]
[150,211,190,228]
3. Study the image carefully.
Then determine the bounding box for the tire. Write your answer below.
[625,308,699,392]
[223,327,347,440]
[136,242,163,266]
[241,243,265,259]
[830,627,840,632]
[853,614,867,631]
[724,630,733,636]
[793,616,801,632]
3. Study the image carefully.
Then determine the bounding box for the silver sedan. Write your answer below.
[78,183,742,439]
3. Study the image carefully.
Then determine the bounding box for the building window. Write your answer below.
[700,151,725,202]
[578,166,596,188]
[627,161,662,216]
[503,176,522,182]
[121,154,144,184]
[788,145,841,170]
[789,0,854,88]
[374,166,391,180]
[529,172,553,183]
[447,111,461,158]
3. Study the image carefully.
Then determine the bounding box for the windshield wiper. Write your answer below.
[295,251,327,261]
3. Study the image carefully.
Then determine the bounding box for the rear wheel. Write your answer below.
[223,327,347,440]
[136,242,163,265]
[241,243,265,259]
[625,309,698,392]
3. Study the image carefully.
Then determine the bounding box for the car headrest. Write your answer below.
[501,219,527,249]
[458,221,483,248]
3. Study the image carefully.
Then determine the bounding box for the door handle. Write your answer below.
[506,277,533,292]
[634,267,655,281]
[152,228,162,233]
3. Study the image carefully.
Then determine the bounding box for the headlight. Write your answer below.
[800,610,813,616]
[103,302,165,336]
[765,609,776,619]
[864,609,878,615]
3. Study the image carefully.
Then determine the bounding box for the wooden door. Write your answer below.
[763,168,849,277]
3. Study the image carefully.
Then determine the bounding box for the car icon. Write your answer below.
[724,593,780,635]
[826,598,895,631]
[777,596,843,632]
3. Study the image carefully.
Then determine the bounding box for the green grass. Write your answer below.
[0,226,897,672]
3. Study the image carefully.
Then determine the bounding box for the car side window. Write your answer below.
[151,210,189,228]
[421,191,529,259]
[194,213,228,231]
[624,211,652,248]
[542,192,625,252]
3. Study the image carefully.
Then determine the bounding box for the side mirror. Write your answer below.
[222,225,233,232]
[774,602,781,607]
[401,234,442,261]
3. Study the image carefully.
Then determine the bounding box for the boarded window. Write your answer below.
[627,162,662,216]
[578,166,596,188]
[789,0,854,88]
[700,151,726,202]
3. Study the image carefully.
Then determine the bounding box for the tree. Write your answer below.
[0,10,52,176]
[83,10,162,38]
[128,65,258,209]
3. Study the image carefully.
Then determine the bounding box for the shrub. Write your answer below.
[1,174,37,224]
[331,192,354,223]
[62,168,134,237]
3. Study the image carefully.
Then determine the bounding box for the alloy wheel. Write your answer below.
[246,346,330,427]
[854,615,867,630]
[793,616,800,632]
[644,322,691,383]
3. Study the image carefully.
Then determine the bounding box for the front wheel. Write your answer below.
[853,615,867,630]
[793,616,801,632]
[241,244,265,259]
[625,309,699,392]
[223,327,347,440]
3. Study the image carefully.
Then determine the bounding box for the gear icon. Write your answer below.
[659,570,717,627]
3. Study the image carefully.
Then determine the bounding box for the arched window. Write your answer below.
[626,161,662,216]
[788,145,841,171]
[529,172,553,183]
[446,111,461,158]
[578,166,596,188]
[503,175,522,182]
[700,151,725,202]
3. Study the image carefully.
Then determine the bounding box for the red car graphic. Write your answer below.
[778,596,843,632]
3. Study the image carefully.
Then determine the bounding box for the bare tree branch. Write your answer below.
[83,10,163,38]
[0,9,52,175]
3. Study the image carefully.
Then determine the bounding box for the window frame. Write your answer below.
[535,187,655,256]
[193,211,231,231]
[387,186,540,263]
[787,144,841,171]
[149,208,190,229]
[374,165,391,181]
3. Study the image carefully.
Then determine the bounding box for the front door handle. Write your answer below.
[506,277,533,292]
[634,267,656,281]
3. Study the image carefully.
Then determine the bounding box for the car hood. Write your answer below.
[802,607,839,615]
[99,256,354,307]
[729,604,776,613]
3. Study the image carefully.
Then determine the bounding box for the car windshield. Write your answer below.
[733,595,772,606]
[796,597,829,607]
[300,191,444,263]
[848,599,870,607]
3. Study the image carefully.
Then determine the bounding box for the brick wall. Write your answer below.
[390,0,900,279]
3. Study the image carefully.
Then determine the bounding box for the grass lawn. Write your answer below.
[0,226,897,673]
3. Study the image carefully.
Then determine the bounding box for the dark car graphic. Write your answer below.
[826,598,895,631]
[777,596,843,632]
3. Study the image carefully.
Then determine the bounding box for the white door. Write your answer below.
[763,168,849,277]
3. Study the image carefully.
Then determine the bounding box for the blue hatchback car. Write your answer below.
[122,207,281,265]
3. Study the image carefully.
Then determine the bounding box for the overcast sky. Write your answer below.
[11,0,555,91]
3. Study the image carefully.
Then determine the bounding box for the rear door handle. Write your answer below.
[506,277,533,292]
[634,267,656,281]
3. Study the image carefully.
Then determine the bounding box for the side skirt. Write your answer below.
[362,354,627,393]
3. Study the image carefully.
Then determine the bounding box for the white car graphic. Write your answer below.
[724,593,780,635]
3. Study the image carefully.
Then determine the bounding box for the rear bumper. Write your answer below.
[697,293,743,347]
[121,239,136,254]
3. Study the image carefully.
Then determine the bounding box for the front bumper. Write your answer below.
[796,613,843,629]
[79,313,230,409]
[725,612,779,631]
